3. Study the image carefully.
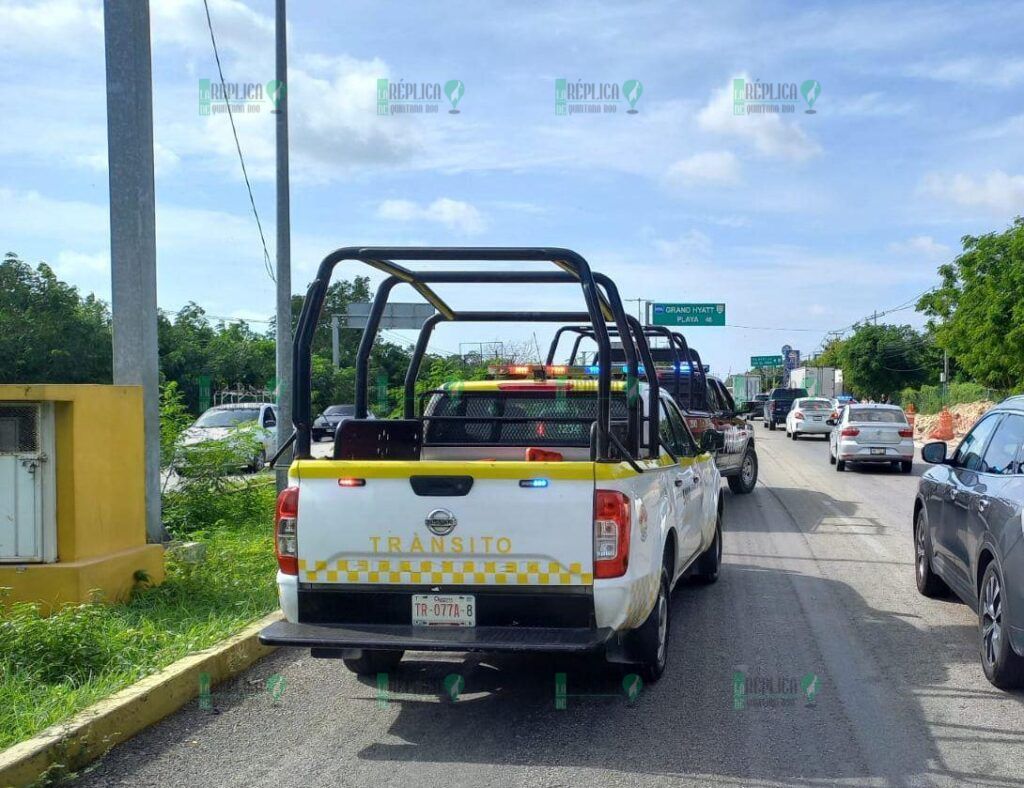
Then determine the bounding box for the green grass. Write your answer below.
[0,482,278,751]
[899,382,998,414]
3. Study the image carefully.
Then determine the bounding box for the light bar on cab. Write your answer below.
[484,362,707,380]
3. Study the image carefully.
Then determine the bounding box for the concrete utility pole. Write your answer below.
[331,315,340,367]
[104,0,164,542]
[274,0,293,491]
[943,350,949,402]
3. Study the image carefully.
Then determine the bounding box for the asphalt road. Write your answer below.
[70,428,1024,788]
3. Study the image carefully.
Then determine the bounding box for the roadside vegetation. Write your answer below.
[794,217,1024,405]
[0,252,522,417]
[0,388,277,751]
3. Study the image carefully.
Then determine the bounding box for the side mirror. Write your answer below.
[700,429,725,453]
[921,441,948,464]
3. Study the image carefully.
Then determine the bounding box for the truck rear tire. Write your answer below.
[342,649,405,676]
[727,450,757,494]
[694,513,722,584]
[631,568,670,683]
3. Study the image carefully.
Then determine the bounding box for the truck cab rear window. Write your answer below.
[424,391,629,446]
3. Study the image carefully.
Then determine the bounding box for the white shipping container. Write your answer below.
[790,367,837,399]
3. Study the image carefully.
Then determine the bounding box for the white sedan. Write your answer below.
[176,402,279,471]
[785,397,834,440]
[828,403,914,473]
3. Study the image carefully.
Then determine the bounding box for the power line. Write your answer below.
[201,0,275,283]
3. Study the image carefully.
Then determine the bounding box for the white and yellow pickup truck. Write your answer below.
[260,246,726,681]
[264,373,723,680]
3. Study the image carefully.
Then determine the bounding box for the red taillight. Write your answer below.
[899,428,914,438]
[793,411,804,420]
[337,477,366,487]
[841,427,860,437]
[594,490,631,579]
[525,447,563,462]
[275,486,299,576]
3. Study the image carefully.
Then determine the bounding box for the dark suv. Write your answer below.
[763,387,809,431]
[915,396,1024,688]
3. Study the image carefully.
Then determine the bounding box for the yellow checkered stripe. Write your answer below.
[298,558,593,586]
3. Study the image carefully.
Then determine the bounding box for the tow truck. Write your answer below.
[548,324,757,494]
[259,247,725,681]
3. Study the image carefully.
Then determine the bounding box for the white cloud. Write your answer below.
[970,114,1024,141]
[666,151,740,185]
[697,77,822,162]
[377,198,486,235]
[832,92,912,117]
[150,0,273,55]
[920,171,1024,214]
[887,236,951,258]
[906,57,1024,89]
[651,230,712,262]
[54,249,109,276]
[0,0,101,55]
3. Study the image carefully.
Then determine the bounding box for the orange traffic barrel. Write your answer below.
[929,407,955,441]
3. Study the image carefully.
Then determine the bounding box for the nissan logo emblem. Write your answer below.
[425,508,457,536]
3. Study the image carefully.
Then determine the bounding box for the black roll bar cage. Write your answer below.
[291,247,660,462]
[546,324,710,411]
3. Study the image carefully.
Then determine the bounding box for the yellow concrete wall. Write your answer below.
[0,384,164,610]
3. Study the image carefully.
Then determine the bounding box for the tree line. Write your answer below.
[6,216,1024,409]
[772,218,1024,401]
[0,251,486,417]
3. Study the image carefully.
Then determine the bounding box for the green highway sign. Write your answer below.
[651,303,726,327]
[751,355,784,368]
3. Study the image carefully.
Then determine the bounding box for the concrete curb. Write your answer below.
[0,611,283,788]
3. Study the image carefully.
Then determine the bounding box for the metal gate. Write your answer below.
[0,402,55,562]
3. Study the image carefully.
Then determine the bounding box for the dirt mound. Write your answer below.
[912,401,995,441]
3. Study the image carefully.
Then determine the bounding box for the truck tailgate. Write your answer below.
[296,463,596,587]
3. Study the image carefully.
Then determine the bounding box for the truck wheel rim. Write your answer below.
[982,571,1002,667]
[741,456,755,486]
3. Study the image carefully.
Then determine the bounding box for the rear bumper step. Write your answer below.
[260,620,612,653]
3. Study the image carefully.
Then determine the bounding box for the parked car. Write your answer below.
[828,404,913,472]
[915,396,1024,688]
[785,397,834,440]
[762,387,808,430]
[176,402,278,471]
[312,404,374,442]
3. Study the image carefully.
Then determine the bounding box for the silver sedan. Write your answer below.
[828,403,914,473]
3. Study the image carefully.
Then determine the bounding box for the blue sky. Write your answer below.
[2,0,1023,374]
